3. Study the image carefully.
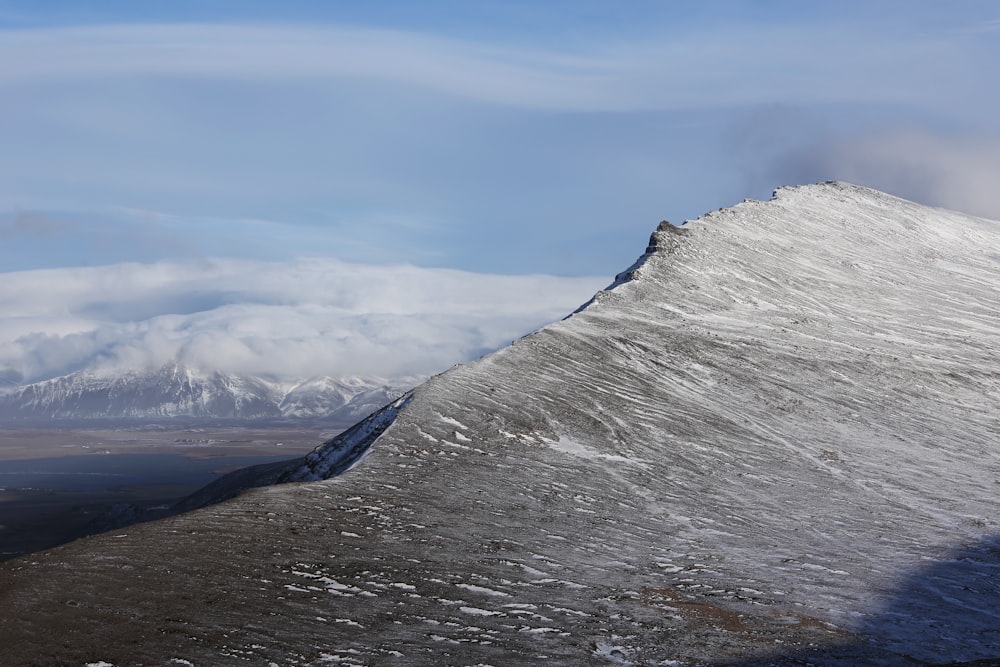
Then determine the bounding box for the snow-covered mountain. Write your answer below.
[277,375,410,422]
[0,364,411,422]
[3,183,999,665]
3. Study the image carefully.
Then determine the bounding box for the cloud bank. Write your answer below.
[0,259,608,384]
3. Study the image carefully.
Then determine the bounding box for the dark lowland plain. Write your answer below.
[0,425,330,560]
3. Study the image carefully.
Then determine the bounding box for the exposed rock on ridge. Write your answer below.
[1,182,999,665]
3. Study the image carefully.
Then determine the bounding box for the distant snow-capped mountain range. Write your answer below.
[0,364,414,422]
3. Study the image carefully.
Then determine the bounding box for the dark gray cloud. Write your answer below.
[733,126,1000,220]
[0,209,69,238]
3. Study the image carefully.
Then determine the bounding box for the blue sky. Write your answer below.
[0,1,998,383]
[2,0,998,276]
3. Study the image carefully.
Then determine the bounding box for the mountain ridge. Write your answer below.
[2,182,999,665]
[0,363,413,422]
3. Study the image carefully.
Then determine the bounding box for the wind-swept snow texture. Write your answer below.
[2,182,999,665]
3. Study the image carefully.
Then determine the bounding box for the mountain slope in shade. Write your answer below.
[1,183,999,665]
[0,365,410,422]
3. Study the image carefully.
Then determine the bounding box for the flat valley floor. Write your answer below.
[0,424,333,560]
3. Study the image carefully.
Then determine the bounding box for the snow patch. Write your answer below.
[459,606,501,616]
[548,437,634,463]
[439,415,468,429]
[455,583,511,597]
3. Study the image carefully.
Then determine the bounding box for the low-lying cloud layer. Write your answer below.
[0,259,607,385]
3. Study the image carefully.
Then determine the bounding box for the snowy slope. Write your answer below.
[2,183,999,665]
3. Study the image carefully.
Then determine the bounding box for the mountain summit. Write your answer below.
[2,183,999,665]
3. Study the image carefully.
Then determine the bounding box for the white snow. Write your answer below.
[455,583,511,597]
[459,606,501,617]
[546,436,634,463]
[439,415,468,430]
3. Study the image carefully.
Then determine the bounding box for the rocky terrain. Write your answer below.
[1,182,998,665]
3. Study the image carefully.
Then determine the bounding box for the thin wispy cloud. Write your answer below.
[2,5,999,281]
[0,22,987,112]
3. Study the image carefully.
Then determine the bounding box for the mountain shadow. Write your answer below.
[721,535,1000,666]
